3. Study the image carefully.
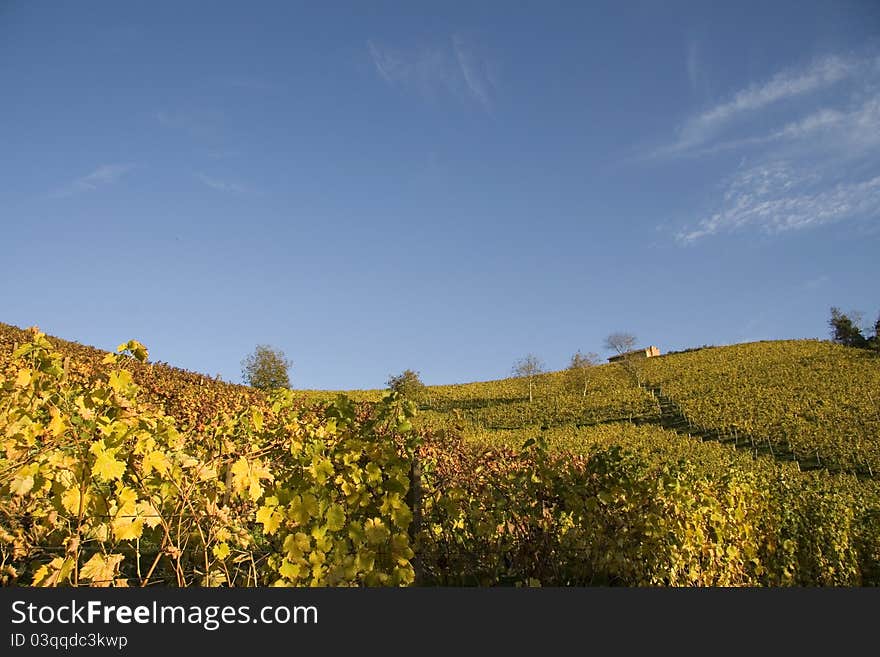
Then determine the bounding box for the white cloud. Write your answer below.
[367,40,408,85]
[367,35,496,110]
[661,54,866,155]
[678,161,880,243]
[196,173,247,194]
[658,50,880,245]
[452,35,494,111]
[687,93,880,157]
[51,163,134,197]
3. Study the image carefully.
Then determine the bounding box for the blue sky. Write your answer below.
[2,1,879,389]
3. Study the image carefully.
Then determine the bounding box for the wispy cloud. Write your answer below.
[51,163,134,198]
[685,93,880,157]
[196,173,247,194]
[452,35,495,111]
[677,161,880,243]
[367,34,496,111]
[661,54,868,155]
[659,49,880,245]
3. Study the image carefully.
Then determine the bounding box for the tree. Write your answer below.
[512,354,544,403]
[604,332,644,386]
[829,307,868,348]
[873,313,880,352]
[604,332,637,356]
[568,351,600,398]
[387,369,425,401]
[241,345,292,390]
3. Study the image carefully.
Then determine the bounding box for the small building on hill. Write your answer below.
[608,345,661,363]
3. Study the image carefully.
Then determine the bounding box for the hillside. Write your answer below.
[3,321,880,586]
[301,339,880,479]
[4,322,878,479]
[0,322,267,432]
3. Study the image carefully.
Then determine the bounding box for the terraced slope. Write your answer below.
[416,367,657,431]
[278,338,880,479]
[642,341,880,476]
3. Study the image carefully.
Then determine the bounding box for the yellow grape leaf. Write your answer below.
[230,457,272,502]
[136,501,162,528]
[250,460,274,490]
[255,505,273,525]
[111,517,144,541]
[118,340,148,362]
[279,559,302,581]
[61,487,91,515]
[364,518,391,545]
[247,474,264,502]
[282,532,310,559]
[114,485,138,513]
[391,505,412,529]
[380,492,402,515]
[75,395,95,421]
[309,457,334,484]
[130,341,148,361]
[30,564,50,586]
[10,475,35,497]
[79,553,124,587]
[288,494,318,524]
[248,483,263,502]
[108,370,134,394]
[196,462,218,482]
[142,450,170,477]
[256,506,282,535]
[90,443,126,482]
[31,557,74,587]
[102,353,118,365]
[212,542,230,560]
[230,457,250,495]
[251,408,263,432]
[325,504,346,532]
[10,463,39,497]
[365,462,382,484]
[176,454,199,469]
[48,408,68,438]
[14,369,32,388]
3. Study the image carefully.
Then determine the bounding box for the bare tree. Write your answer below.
[604,332,644,386]
[604,332,637,356]
[568,351,600,397]
[512,354,545,403]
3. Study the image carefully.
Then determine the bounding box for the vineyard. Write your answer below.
[416,368,658,430]
[642,341,880,476]
[2,322,880,586]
